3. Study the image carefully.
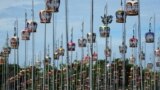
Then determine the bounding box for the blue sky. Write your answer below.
[0,0,160,68]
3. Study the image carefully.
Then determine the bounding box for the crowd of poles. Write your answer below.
[0,0,160,90]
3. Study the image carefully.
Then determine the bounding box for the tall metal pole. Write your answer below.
[3,36,6,90]
[43,0,48,89]
[137,0,143,90]
[122,21,126,90]
[2,57,4,90]
[122,19,126,90]
[70,27,74,90]
[158,37,160,89]
[60,34,63,90]
[13,21,17,90]
[109,36,112,90]
[96,42,100,90]
[112,53,115,90]
[122,0,126,89]
[5,33,9,90]
[43,9,47,90]
[47,45,50,90]
[80,22,84,90]
[153,14,156,90]
[104,0,108,90]
[52,8,55,90]
[65,0,69,90]
[24,11,28,90]
[115,55,118,90]
[89,0,94,89]
[43,18,47,90]
[31,0,35,89]
[133,23,137,90]
[1,52,3,90]
[16,19,19,90]
[104,19,108,90]
[4,53,6,90]
[144,42,146,68]
[43,23,47,90]
[75,52,78,90]
[24,40,27,89]
[13,46,16,90]
[55,40,59,90]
